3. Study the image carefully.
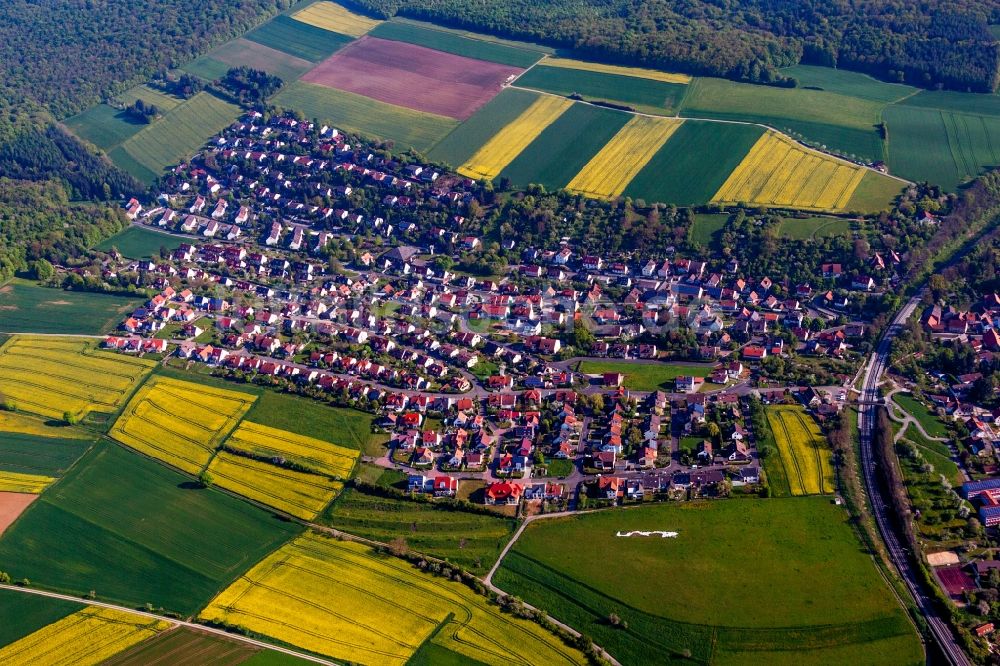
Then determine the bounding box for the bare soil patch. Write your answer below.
[0,492,36,535]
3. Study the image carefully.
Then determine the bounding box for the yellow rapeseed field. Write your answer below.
[207,451,342,520]
[566,115,682,198]
[458,95,573,181]
[201,533,585,666]
[226,421,358,478]
[540,56,691,84]
[766,405,835,496]
[291,1,381,37]
[109,376,255,475]
[0,336,154,420]
[711,131,868,212]
[0,470,56,493]
[0,412,90,439]
[0,606,170,665]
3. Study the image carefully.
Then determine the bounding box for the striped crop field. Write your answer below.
[0,471,55,494]
[458,94,573,180]
[0,412,91,439]
[565,116,682,198]
[225,421,358,478]
[539,56,691,84]
[200,532,585,666]
[291,1,381,37]
[109,376,255,475]
[765,405,835,496]
[0,606,170,666]
[712,131,869,212]
[0,336,155,421]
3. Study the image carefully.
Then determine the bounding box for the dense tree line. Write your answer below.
[348,0,1000,91]
[221,67,283,105]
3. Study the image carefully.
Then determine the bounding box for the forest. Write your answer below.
[347,0,1000,91]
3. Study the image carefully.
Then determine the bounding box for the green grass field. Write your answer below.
[112,92,241,183]
[577,360,712,391]
[323,485,517,571]
[781,65,917,104]
[273,81,457,153]
[96,226,186,259]
[689,213,729,247]
[901,427,963,487]
[894,394,949,438]
[624,120,765,205]
[0,280,142,334]
[117,84,183,113]
[183,56,232,82]
[679,78,885,162]
[64,104,146,151]
[845,170,904,212]
[0,442,301,614]
[515,66,687,114]
[189,38,314,82]
[499,103,630,191]
[369,21,542,68]
[0,589,79,648]
[494,498,922,665]
[775,216,855,240]
[246,390,375,452]
[0,432,93,477]
[900,90,1000,116]
[101,626,260,665]
[427,87,540,167]
[245,14,353,62]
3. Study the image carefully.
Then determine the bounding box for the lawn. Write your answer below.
[0,588,78,648]
[273,81,458,153]
[0,442,301,614]
[577,360,713,391]
[623,120,765,206]
[515,65,687,114]
[427,88,540,168]
[96,226,186,259]
[546,457,575,478]
[64,104,145,152]
[322,485,517,571]
[775,216,855,240]
[494,497,922,665]
[781,64,917,104]
[244,14,353,62]
[894,394,949,438]
[369,21,542,68]
[101,626,260,666]
[499,103,630,191]
[112,92,241,183]
[0,280,142,334]
[689,212,729,247]
[0,432,93,477]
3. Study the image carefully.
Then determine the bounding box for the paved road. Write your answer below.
[857,292,970,666]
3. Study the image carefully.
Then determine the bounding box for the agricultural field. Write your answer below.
[624,120,765,205]
[101,627,260,666]
[110,375,255,475]
[244,14,352,62]
[457,94,572,180]
[291,1,381,37]
[515,65,688,114]
[427,88,540,167]
[323,484,517,570]
[369,21,542,68]
[0,606,170,666]
[499,103,630,191]
[540,57,691,84]
[0,492,37,535]
[245,390,376,452]
[0,335,155,421]
[711,131,874,212]
[0,589,78,647]
[301,36,522,120]
[577,360,712,392]
[780,64,917,104]
[0,281,141,334]
[764,405,835,497]
[0,411,93,440]
[494,498,922,665]
[96,225,186,259]
[117,84,182,113]
[273,81,457,152]
[63,104,145,152]
[565,116,682,198]
[225,421,358,478]
[200,532,584,666]
[110,92,241,183]
[186,39,313,83]
[0,442,301,613]
[0,471,54,494]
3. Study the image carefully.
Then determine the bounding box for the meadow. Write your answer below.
[893,393,949,438]
[101,627,260,666]
[64,104,144,152]
[244,14,352,62]
[369,21,542,68]
[200,532,584,666]
[323,484,516,571]
[0,335,155,421]
[96,225,186,259]
[427,88,540,168]
[0,589,78,648]
[110,375,256,475]
[246,390,375,452]
[273,81,457,152]
[111,92,241,183]
[515,65,688,114]
[577,360,712,391]
[764,405,835,496]
[775,216,855,240]
[117,84,182,113]
[689,213,729,247]
[565,116,682,198]
[0,442,301,613]
[780,64,917,104]
[186,39,313,83]
[499,103,629,191]
[0,281,141,334]
[494,498,922,665]
[291,1,381,37]
[0,606,170,666]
